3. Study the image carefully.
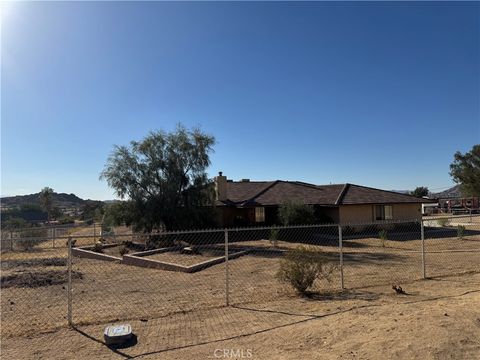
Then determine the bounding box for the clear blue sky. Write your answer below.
[1,2,479,200]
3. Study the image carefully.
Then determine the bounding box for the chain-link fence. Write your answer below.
[0,222,133,252]
[2,215,479,352]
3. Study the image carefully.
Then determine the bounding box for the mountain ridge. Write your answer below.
[0,192,100,208]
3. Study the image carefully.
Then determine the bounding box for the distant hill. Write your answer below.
[432,185,462,199]
[1,192,88,209]
[391,186,464,199]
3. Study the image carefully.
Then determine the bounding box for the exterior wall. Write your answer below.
[218,207,250,227]
[393,203,422,221]
[220,203,421,227]
[315,206,339,223]
[218,205,339,226]
[339,203,421,224]
[339,205,373,224]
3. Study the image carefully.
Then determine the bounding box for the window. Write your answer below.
[255,207,265,223]
[374,205,393,221]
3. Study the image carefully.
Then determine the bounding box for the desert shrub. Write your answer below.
[17,238,38,251]
[119,245,129,256]
[437,218,449,227]
[146,234,175,249]
[269,229,279,248]
[16,227,48,251]
[2,217,27,230]
[457,225,465,239]
[57,216,75,225]
[378,229,388,247]
[92,242,104,253]
[276,246,335,294]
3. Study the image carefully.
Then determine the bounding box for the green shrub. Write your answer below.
[437,218,449,227]
[378,229,388,247]
[146,234,175,249]
[269,229,279,248]
[276,246,335,294]
[57,216,75,225]
[457,225,465,239]
[278,201,316,226]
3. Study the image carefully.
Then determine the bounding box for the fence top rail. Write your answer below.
[6,219,429,242]
[422,214,480,221]
[1,222,101,233]
[340,218,421,228]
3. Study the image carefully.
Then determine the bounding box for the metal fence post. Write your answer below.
[421,220,426,279]
[225,229,230,306]
[93,222,96,243]
[52,227,56,248]
[67,236,73,326]
[338,225,344,290]
[10,231,13,251]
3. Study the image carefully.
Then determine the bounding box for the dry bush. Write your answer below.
[92,242,104,253]
[437,218,449,227]
[276,246,335,294]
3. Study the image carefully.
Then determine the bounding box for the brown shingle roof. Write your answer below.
[340,184,432,205]
[217,181,432,206]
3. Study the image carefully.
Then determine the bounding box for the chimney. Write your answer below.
[215,171,227,201]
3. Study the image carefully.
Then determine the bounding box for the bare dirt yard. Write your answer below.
[1,222,479,359]
[2,273,479,359]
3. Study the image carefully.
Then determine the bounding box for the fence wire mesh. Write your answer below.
[1,215,479,354]
[423,215,480,278]
[341,221,423,289]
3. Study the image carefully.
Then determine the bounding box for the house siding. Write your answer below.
[339,203,421,224]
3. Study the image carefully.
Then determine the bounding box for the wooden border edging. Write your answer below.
[130,246,182,257]
[123,250,251,273]
[72,247,122,262]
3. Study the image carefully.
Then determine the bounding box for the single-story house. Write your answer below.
[214,172,433,227]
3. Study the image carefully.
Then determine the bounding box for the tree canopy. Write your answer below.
[449,144,480,196]
[100,125,217,231]
[411,186,429,198]
[278,201,317,226]
[39,187,54,223]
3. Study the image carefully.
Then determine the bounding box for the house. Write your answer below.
[214,172,432,227]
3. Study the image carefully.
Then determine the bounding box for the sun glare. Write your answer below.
[0,1,15,23]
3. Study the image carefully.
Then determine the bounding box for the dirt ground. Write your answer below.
[2,273,479,360]
[1,236,479,337]
[1,220,479,359]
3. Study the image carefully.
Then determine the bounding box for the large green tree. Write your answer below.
[411,186,429,198]
[100,125,217,231]
[39,187,54,223]
[449,144,480,196]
